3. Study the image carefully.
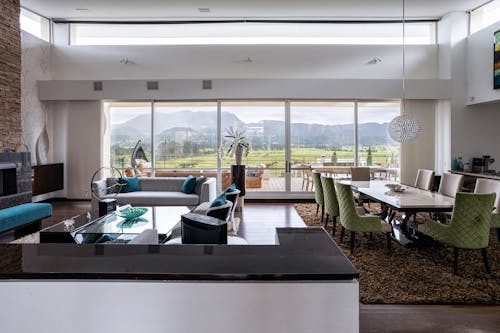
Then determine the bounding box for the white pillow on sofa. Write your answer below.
[128,229,158,245]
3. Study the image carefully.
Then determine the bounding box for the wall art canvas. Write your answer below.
[495,30,500,89]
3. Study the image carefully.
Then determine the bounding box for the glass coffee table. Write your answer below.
[40,206,190,244]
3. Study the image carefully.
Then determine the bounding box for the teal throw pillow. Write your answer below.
[224,184,237,193]
[209,192,227,208]
[118,177,140,193]
[181,175,197,194]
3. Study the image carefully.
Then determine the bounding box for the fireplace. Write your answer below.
[0,152,32,209]
[0,164,17,197]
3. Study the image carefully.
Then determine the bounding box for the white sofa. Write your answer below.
[91,177,216,211]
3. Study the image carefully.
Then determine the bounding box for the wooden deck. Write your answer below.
[247,174,400,192]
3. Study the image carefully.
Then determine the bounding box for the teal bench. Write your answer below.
[0,203,52,237]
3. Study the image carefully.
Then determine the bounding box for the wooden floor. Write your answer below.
[3,200,499,332]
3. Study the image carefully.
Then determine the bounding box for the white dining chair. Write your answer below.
[474,178,500,212]
[474,178,500,240]
[438,173,464,198]
[414,169,435,191]
[350,167,371,181]
[350,167,371,206]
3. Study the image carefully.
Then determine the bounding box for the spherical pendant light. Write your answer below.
[389,114,422,143]
[389,0,422,143]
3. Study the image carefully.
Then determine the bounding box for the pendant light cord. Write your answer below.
[402,0,406,114]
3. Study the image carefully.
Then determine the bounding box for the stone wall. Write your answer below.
[0,0,21,150]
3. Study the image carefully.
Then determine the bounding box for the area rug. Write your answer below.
[295,203,500,305]
[10,233,40,244]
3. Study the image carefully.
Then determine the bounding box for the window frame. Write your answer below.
[20,7,51,42]
[469,0,500,35]
[69,21,437,46]
[104,98,400,197]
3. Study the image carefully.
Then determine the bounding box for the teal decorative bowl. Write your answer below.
[117,217,148,229]
[116,207,148,219]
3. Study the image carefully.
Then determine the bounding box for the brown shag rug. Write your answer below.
[295,203,500,305]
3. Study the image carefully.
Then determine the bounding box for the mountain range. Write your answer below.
[111,110,395,147]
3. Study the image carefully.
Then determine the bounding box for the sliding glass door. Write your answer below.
[153,102,218,172]
[357,102,400,181]
[104,100,400,197]
[289,101,355,192]
[107,102,152,176]
[221,101,286,192]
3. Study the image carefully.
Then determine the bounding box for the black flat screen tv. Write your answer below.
[495,29,500,89]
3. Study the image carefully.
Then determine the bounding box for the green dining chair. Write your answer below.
[334,182,393,254]
[321,176,367,235]
[474,178,500,241]
[492,214,500,241]
[423,192,496,274]
[312,171,325,221]
[321,175,339,234]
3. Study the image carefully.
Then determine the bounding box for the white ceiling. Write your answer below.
[21,0,488,20]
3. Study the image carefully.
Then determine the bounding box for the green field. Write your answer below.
[111,146,399,176]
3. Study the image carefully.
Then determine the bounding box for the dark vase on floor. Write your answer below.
[231,165,246,196]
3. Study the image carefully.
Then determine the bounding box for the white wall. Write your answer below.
[51,23,438,81]
[52,104,68,198]
[33,15,500,200]
[21,31,57,202]
[400,100,437,185]
[434,100,452,175]
[53,101,102,199]
[467,20,500,105]
[21,31,53,164]
[438,14,452,79]
[450,103,500,170]
[38,78,451,101]
[0,281,359,333]
[440,12,500,170]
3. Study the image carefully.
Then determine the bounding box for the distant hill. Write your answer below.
[262,120,393,147]
[111,110,394,148]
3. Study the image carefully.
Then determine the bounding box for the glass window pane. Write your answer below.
[290,101,355,191]
[470,0,500,34]
[221,101,286,192]
[108,102,152,177]
[70,22,435,45]
[153,102,218,172]
[20,8,49,41]
[357,101,400,180]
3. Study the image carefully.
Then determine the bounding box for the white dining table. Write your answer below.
[312,166,399,180]
[342,180,455,211]
[338,180,455,246]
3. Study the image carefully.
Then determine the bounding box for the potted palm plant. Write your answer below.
[221,127,250,196]
[222,126,250,165]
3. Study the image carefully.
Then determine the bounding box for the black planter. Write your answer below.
[231,165,246,196]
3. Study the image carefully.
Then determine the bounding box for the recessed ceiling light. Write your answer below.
[198,8,210,13]
[239,57,253,63]
[119,58,135,65]
[75,8,89,11]
[367,57,382,64]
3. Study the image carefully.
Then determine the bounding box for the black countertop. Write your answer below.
[0,227,358,281]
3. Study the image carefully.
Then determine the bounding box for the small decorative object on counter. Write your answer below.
[116,207,148,220]
[457,157,464,171]
[452,157,458,171]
